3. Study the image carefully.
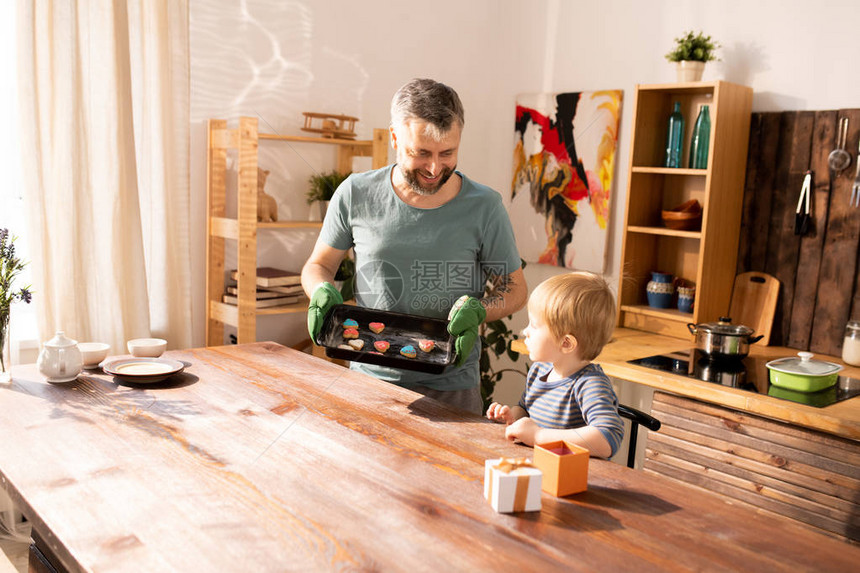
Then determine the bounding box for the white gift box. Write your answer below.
[483,458,542,513]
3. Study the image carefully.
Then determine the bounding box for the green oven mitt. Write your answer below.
[308,282,343,344]
[447,295,487,367]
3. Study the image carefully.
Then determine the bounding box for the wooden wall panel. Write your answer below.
[768,113,814,346]
[738,108,860,354]
[736,113,761,272]
[788,112,837,349]
[644,392,860,543]
[811,109,860,355]
[739,113,781,272]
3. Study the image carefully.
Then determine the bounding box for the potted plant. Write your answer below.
[334,257,355,301]
[479,315,528,413]
[0,228,32,383]
[665,30,720,82]
[306,170,350,220]
[479,260,528,412]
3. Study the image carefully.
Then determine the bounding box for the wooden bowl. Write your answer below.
[671,198,701,213]
[662,199,702,230]
[661,210,702,230]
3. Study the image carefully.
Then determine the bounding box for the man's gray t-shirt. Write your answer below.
[319,165,522,391]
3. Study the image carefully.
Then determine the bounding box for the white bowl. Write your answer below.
[78,342,111,367]
[127,338,167,358]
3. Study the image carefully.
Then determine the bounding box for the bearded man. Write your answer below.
[302,78,527,415]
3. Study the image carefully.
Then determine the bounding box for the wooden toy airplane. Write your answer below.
[301,112,359,139]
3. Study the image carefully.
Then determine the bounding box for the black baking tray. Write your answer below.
[316,305,455,374]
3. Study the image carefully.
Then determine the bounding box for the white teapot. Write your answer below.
[37,331,83,383]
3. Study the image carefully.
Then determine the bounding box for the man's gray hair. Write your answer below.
[390,78,465,140]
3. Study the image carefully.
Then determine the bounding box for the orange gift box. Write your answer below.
[533,440,589,496]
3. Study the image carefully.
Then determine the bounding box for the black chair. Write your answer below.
[618,404,661,469]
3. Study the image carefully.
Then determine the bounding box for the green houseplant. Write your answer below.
[479,260,529,412]
[306,170,354,297]
[334,257,355,301]
[479,315,528,413]
[0,229,32,383]
[306,170,350,219]
[665,30,720,82]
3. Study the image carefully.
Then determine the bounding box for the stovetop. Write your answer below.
[628,349,860,408]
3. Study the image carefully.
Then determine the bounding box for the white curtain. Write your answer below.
[17,0,191,354]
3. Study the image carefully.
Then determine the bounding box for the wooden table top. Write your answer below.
[1,342,858,572]
[513,328,860,441]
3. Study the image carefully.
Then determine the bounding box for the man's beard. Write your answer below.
[400,164,456,195]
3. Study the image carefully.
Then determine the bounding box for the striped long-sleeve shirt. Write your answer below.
[518,362,625,457]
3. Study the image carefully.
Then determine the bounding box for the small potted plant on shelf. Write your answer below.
[306,170,350,220]
[665,30,720,82]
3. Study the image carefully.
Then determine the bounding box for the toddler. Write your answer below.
[486,271,624,458]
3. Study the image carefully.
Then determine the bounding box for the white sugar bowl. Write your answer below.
[37,331,83,383]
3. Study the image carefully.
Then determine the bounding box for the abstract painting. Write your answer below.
[510,90,622,271]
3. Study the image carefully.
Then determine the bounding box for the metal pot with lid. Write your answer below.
[687,317,763,359]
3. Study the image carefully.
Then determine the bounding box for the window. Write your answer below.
[0,3,38,364]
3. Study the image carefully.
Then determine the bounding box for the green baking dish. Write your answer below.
[766,352,842,393]
[767,384,838,407]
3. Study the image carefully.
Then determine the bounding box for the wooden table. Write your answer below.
[1,343,858,572]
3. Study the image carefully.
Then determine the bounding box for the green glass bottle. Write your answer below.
[664,102,684,168]
[689,105,711,169]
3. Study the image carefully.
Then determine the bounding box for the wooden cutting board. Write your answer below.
[728,271,780,345]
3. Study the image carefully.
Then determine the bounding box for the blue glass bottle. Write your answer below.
[664,102,684,168]
[689,105,711,169]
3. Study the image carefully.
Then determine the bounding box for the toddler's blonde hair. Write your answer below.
[529,271,616,361]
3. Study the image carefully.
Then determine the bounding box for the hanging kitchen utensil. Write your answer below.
[828,117,851,175]
[795,170,812,235]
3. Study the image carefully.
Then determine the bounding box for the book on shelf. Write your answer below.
[226,285,304,298]
[257,284,305,295]
[222,293,301,308]
[230,267,301,287]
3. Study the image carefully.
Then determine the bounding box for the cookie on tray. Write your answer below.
[373,340,390,353]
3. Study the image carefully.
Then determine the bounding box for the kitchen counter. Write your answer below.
[513,328,860,441]
[2,342,858,571]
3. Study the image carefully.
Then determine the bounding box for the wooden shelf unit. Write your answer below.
[206,116,389,346]
[617,81,753,339]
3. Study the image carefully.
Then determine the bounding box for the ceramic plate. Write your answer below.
[101,357,185,384]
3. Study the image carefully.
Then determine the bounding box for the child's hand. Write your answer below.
[505,417,540,446]
[486,402,514,424]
